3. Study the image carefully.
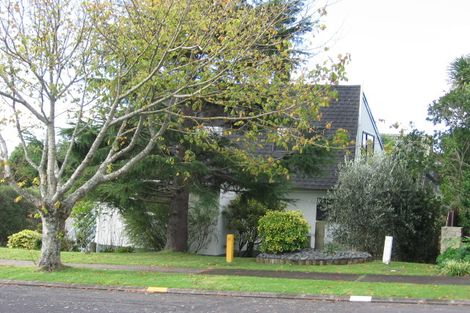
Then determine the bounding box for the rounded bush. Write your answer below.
[7,230,42,250]
[258,210,310,254]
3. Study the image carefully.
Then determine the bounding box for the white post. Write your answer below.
[382,236,393,265]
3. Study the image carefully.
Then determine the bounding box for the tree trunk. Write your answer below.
[164,183,190,252]
[38,214,66,271]
[164,140,191,252]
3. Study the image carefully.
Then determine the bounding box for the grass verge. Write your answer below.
[0,266,466,300]
[0,248,438,276]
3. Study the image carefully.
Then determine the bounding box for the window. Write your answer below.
[361,132,375,158]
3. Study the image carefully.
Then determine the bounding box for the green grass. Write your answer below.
[0,266,467,300]
[0,247,438,276]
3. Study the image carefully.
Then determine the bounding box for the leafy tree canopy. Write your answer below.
[428,55,470,233]
[428,56,470,129]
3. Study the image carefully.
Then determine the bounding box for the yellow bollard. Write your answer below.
[226,234,234,263]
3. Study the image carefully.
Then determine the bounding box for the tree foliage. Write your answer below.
[391,129,438,183]
[428,56,470,129]
[428,55,470,234]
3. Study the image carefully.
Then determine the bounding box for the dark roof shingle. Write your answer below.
[292,85,361,190]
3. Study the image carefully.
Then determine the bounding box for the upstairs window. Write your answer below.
[361,132,375,158]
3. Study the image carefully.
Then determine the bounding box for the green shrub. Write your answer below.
[439,260,470,276]
[123,202,168,251]
[100,246,134,253]
[436,244,470,266]
[115,246,134,253]
[7,230,42,250]
[258,210,310,254]
[327,155,442,262]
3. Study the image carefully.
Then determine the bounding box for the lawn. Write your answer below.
[0,247,438,276]
[0,266,467,300]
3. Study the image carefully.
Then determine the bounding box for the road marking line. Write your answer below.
[147,287,168,293]
[349,296,372,302]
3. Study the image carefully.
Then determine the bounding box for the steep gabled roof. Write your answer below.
[291,85,362,190]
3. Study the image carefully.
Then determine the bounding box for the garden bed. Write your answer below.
[256,249,372,265]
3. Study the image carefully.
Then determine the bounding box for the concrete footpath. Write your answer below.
[1,258,470,286]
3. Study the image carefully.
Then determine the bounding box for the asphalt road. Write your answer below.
[0,284,467,313]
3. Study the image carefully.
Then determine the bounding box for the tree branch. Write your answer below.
[12,101,39,171]
[0,89,48,124]
[63,120,169,209]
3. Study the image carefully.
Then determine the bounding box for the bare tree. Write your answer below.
[0,0,347,271]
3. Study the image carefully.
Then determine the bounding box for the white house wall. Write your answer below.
[355,91,384,158]
[285,189,327,249]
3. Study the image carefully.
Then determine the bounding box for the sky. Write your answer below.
[313,0,470,134]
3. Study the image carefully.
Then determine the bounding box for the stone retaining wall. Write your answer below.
[256,257,371,265]
[440,226,462,253]
[256,249,372,266]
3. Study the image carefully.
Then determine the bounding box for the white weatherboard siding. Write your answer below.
[285,190,327,249]
[94,205,132,249]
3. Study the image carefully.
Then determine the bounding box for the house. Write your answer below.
[89,85,384,254]
[197,85,384,255]
[285,85,384,250]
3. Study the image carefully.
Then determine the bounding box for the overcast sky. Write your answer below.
[315,0,470,134]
